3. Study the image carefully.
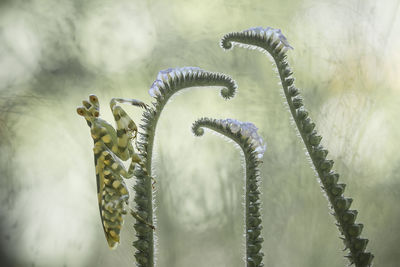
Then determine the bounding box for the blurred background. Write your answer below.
[0,0,399,266]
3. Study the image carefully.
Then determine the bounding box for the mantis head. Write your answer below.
[77,94,101,126]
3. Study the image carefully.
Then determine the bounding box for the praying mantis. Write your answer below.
[77,94,154,249]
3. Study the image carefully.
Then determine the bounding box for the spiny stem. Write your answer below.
[192,117,265,267]
[133,67,237,267]
[220,27,373,267]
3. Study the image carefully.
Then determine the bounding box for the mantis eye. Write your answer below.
[89,95,99,103]
[77,107,85,116]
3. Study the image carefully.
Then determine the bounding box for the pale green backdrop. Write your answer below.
[0,0,399,266]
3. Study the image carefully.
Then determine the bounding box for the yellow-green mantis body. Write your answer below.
[77,95,154,249]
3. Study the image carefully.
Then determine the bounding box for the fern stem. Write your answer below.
[220,27,373,267]
[192,117,266,267]
[133,67,237,267]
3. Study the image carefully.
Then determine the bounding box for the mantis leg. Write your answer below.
[109,99,153,185]
[130,209,155,230]
[109,98,148,157]
[93,126,146,180]
[110,98,149,110]
[100,149,135,179]
[109,105,136,161]
[130,148,156,189]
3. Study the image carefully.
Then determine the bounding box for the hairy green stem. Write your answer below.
[220,28,373,266]
[192,117,265,267]
[132,67,237,267]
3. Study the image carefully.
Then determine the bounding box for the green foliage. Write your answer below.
[192,117,265,267]
[220,27,374,267]
[133,67,237,267]
[76,26,376,267]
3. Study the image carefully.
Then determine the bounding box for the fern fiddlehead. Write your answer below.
[133,67,237,267]
[192,117,266,267]
[220,27,373,266]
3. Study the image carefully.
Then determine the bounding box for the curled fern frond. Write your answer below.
[192,117,266,267]
[221,27,293,58]
[148,67,237,100]
[133,67,238,267]
[220,27,374,267]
